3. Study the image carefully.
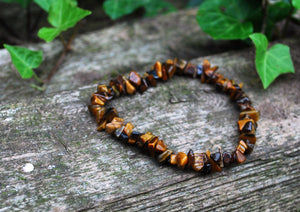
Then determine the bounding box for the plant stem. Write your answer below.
[261,0,269,35]
[43,23,81,83]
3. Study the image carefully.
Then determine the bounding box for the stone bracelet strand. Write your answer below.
[88,59,259,174]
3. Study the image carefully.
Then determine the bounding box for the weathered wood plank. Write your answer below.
[1,40,300,211]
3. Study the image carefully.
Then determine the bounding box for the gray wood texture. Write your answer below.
[1,9,300,212]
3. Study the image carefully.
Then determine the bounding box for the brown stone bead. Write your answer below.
[176,152,188,169]
[161,65,168,81]
[123,122,134,137]
[163,60,176,79]
[111,85,120,97]
[124,78,136,95]
[128,131,140,145]
[187,149,194,169]
[206,150,221,172]
[155,140,168,154]
[139,77,149,93]
[97,119,107,131]
[128,71,141,87]
[222,152,232,167]
[158,149,173,163]
[174,58,187,75]
[109,75,126,94]
[235,149,246,163]
[91,93,106,106]
[192,153,207,172]
[88,105,104,117]
[237,119,254,131]
[239,109,260,122]
[170,154,177,165]
[236,140,248,154]
[105,117,124,134]
[202,59,211,70]
[104,107,118,123]
[244,139,255,154]
[239,134,256,144]
[95,107,106,124]
[148,136,159,157]
[146,74,157,87]
[184,63,198,78]
[137,132,154,148]
[97,84,109,93]
[152,61,163,78]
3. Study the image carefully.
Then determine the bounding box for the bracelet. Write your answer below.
[88,59,259,174]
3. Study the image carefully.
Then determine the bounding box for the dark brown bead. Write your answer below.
[104,107,118,123]
[231,152,237,164]
[163,60,176,79]
[183,63,198,78]
[139,77,149,93]
[244,139,255,154]
[97,119,107,131]
[155,140,167,154]
[88,105,104,117]
[176,152,188,169]
[192,153,207,172]
[239,134,257,144]
[206,150,221,172]
[109,75,126,94]
[95,108,106,124]
[161,65,168,81]
[239,109,260,122]
[236,149,246,163]
[187,149,194,169]
[128,71,141,87]
[202,163,212,174]
[222,152,232,167]
[128,131,140,144]
[146,74,157,87]
[241,121,256,135]
[210,152,221,164]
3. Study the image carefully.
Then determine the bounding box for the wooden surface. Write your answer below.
[1,9,300,212]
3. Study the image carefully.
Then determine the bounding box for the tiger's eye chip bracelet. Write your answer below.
[88,59,259,174]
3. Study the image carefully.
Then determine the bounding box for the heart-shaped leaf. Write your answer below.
[249,33,295,89]
[196,0,261,40]
[33,0,77,12]
[293,0,300,9]
[37,0,91,42]
[4,44,43,79]
[103,0,175,20]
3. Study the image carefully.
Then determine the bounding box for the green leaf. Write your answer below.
[37,0,91,42]
[0,0,31,7]
[249,33,295,89]
[103,0,176,20]
[33,0,77,12]
[4,44,43,79]
[293,0,300,9]
[196,0,262,40]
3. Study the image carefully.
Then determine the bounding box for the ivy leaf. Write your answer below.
[4,44,43,79]
[196,0,261,40]
[37,0,91,42]
[249,33,295,89]
[33,0,77,12]
[0,0,31,7]
[103,0,176,20]
[293,0,300,9]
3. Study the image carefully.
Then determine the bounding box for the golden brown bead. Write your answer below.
[97,120,107,131]
[176,152,188,169]
[109,75,126,94]
[184,63,198,78]
[153,61,162,78]
[137,132,154,148]
[128,71,141,87]
[170,154,177,165]
[235,149,246,163]
[192,153,207,172]
[123,122,134,137]
[97,84,109,93]
[122,76,136,95]
[164,59,176,79]
[236,140,248,154]
[155,140,167,154]
[239,109,260,122]
[174,58,187,75]
[105,117,124,134]
[88,105,104,117]
[91,93,106,106]
[95,108,106,124]
[158,149,173,163]
[237,119,254,131]
[148,136,159,157]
